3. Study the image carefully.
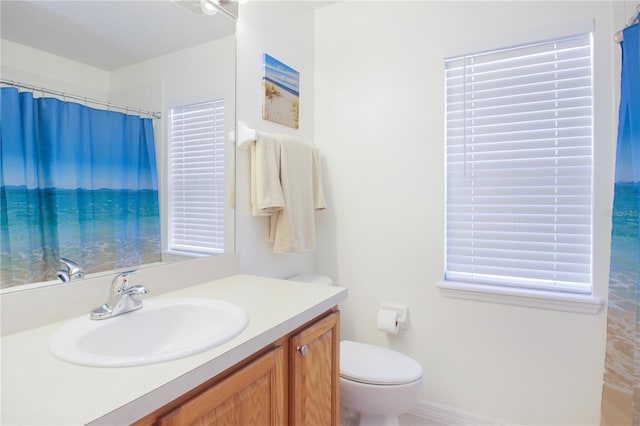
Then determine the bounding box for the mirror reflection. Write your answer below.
[0,0,236,292]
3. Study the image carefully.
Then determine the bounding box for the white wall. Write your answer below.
[314,2,619,424]
[235,2,318,278]
[1,39,109,100]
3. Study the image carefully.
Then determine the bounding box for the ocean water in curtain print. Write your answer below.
[0,87,161,288]
[601,17,640,426]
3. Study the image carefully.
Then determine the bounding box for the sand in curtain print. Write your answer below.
[1,187,161,288]
[601,182,640,426]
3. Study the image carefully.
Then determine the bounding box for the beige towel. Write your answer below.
[250,133,284,216]
[269,136,326,253]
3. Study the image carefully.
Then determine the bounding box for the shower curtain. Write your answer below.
[601,17,640,426]
[0,87,161,288]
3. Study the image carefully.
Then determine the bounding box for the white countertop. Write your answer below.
[1,274,347,425]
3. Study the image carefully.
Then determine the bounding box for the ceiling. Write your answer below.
[0,0,237,71]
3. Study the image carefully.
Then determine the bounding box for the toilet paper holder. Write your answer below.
[379,302,409,330]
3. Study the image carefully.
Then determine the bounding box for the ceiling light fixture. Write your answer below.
[200,0,218,15]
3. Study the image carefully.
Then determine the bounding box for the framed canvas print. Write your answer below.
[262,53,300,129]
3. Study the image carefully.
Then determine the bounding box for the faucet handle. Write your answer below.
[92,272,148,320]
[111,270,138,292]
[115,269,138,278]
[58,258,84,282]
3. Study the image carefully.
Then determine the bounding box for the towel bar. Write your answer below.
[235,121,258,149]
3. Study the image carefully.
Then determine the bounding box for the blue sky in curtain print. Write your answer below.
[1,88,157,191]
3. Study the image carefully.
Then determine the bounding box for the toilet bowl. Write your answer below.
[289,274,423,426]
[340,340,423,426]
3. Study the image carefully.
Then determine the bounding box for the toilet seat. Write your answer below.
[340,340,423,386]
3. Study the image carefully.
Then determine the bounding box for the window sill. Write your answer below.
[438,281,603,315]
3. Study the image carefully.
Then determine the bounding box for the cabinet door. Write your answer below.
[158,346,285,426]
[289,311,340,426]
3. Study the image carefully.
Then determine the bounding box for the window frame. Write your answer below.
[166,99,226,257]
[440,27,603,315]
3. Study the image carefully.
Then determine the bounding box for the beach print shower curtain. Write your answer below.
[601,18,640,426]
[0,87,161,288]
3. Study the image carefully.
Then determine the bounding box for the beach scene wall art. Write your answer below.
[262,53,300,129]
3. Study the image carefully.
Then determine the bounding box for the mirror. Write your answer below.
[0,0,237,293]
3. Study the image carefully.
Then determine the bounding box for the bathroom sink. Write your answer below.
[49,298,248,367]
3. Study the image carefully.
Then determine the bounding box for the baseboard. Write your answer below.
[408,399,512,426]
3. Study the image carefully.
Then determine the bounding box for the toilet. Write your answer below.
[289,274,423,426]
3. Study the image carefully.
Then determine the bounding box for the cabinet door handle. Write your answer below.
[296,344,309,356]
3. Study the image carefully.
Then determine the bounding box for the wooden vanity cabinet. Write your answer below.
[133,309,339,426]
[289,311,340,426]
[158,346,286,425]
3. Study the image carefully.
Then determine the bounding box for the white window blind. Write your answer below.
[444,33,593,294]
[168,99,225,255]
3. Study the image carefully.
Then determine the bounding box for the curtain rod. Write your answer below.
[0,79,162,120]
[615,3,640,43]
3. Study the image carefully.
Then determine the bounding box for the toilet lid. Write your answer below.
[340,340,423,385]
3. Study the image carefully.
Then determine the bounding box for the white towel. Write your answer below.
[269,136,326,253]
[250,133,284,216]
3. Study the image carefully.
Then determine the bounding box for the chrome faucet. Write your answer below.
[57,257,85,282]
[90,270,149,320]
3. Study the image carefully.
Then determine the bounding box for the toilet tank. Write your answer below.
[289,273,333,286]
